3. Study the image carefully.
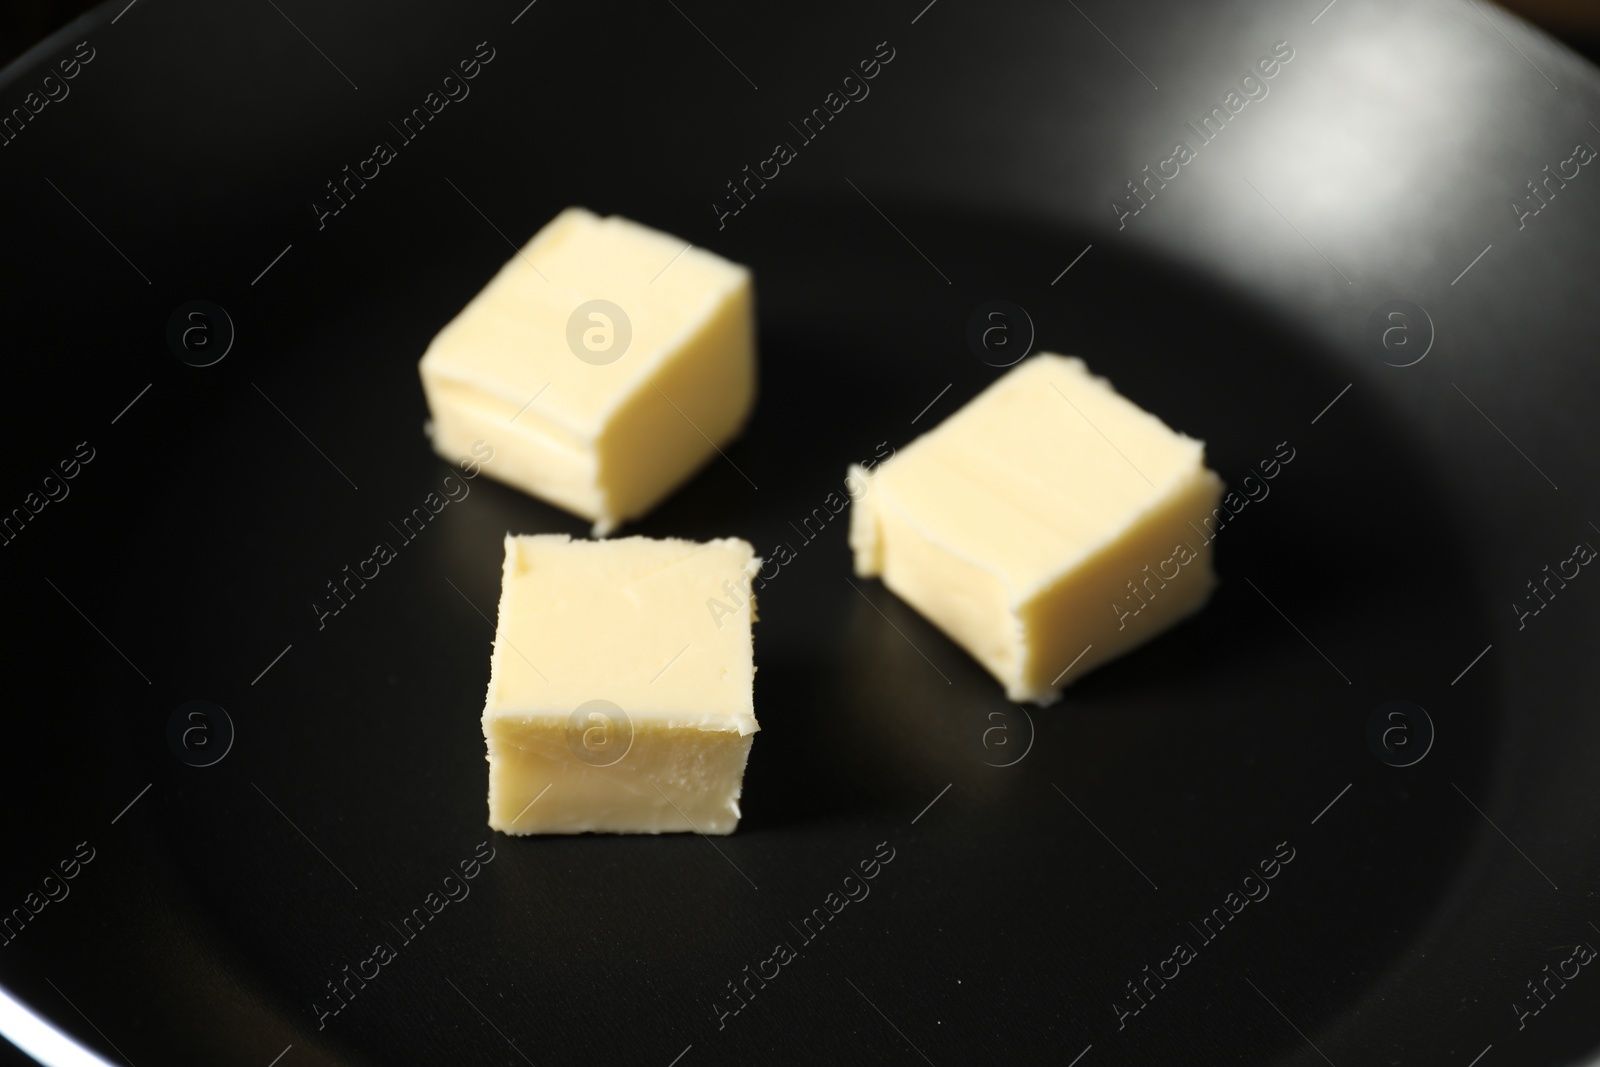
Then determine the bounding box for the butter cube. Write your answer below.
[420,208,757,535]
[483,534,759,835]
[849,354,1223,704]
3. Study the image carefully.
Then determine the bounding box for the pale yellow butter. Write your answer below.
[419,208,757,535]
[849,353,1223,704]
[483,534,759,835]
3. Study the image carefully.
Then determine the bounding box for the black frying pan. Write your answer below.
[2,0,1598,1063]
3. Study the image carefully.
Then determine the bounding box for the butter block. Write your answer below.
[483,533,759,835]
[420,208,757,535]
[849,354,1223,704]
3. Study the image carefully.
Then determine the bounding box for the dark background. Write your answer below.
[1,1,1599,1066]
[8,0,1597,67]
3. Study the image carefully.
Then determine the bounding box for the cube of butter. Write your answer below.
[849,353,1223,704]
[482,533,759,835]
[419,208,757,535]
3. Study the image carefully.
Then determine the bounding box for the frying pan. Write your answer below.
[2,0,1599,1063]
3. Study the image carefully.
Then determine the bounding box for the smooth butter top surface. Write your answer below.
[876,353,1212,598]
[421,208,749,438]
[484,534,758,733]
